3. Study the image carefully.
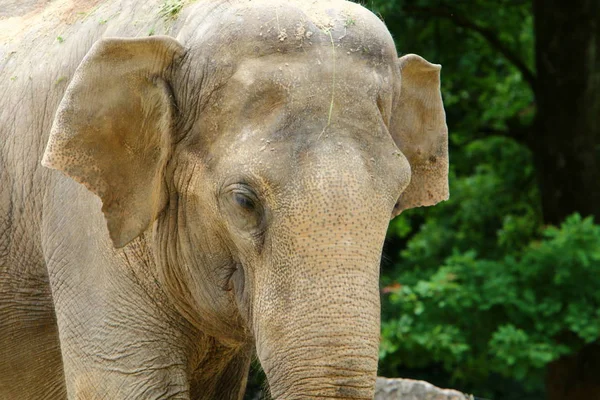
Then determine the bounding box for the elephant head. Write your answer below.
[42,0,447,398]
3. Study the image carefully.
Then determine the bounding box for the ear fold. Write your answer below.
[42,36,185,248]
[390,54,449,217]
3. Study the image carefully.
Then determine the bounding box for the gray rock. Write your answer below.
[375,377,473,400]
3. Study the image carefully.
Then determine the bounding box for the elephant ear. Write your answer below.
[390,54,449,218]
[42,36,185,248]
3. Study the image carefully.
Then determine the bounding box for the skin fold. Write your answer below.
[0,0,448,399]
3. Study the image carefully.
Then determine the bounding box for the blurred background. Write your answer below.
[247,1,600,399]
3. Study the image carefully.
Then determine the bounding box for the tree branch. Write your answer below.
[403,5,537,89]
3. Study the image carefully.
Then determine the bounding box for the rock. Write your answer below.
[375,377,472,400]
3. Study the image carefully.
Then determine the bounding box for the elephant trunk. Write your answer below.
[257,265,380,399]
[255,247,382,399]
[252,161,390,398]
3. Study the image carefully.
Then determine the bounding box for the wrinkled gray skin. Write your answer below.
[0,0,448,398]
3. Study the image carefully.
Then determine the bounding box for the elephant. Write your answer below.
[0,0,448,398]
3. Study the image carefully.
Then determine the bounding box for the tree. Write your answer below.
[532,0,600,225]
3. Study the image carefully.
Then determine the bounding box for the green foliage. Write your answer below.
[381,214,600,394]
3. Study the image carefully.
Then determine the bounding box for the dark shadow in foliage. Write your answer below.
[244,360,269,400]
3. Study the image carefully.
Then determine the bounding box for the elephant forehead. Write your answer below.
[182,0,406,199]
[205,50,400,189]
[186,0,397,65]
[213,55,394,160]
[229,52,390,110]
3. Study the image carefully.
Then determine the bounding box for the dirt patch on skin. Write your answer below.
[0,0,50,19]
[0,0,103,43]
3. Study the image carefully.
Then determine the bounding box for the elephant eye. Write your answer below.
[233,192,256,213]
[222,184,265,235]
